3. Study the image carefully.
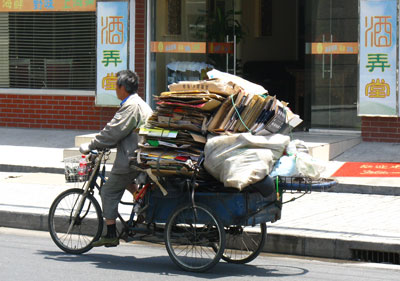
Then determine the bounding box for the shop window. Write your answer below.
[1,12,96,90]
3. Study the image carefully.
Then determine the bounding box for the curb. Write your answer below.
[0,164,64,174]
[329,183,400,196]
[265,233,400,260]
[0,210,48,232]
[2,209,399,263]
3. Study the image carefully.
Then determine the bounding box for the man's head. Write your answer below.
[115,70,139,101]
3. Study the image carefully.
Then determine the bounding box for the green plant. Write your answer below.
[206,8,245,43]
[195,7,246,71]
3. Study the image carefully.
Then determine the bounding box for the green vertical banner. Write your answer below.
[96,1,128,106]
[359,0,397,116]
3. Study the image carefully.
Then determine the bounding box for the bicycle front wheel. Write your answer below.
[48,188,103,254]
[164,203,226,272]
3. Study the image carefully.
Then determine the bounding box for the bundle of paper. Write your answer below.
[207,90,301,135]
[134,89,226,177]
[135,148,197,177]
[136,127,210,177]
[168,78,241,97]
[139,127,206,153]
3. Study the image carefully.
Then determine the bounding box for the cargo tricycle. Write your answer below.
[48,149,336,272]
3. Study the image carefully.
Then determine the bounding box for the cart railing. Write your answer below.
[276,176,338,193]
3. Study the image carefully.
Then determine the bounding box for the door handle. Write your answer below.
[330,34,333,79]
[322,34,333,79]
[322,35,325,79]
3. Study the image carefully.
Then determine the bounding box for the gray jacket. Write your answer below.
[89,94,153,174]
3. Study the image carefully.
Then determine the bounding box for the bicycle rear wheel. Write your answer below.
[222,223,266,264]
[48,188,103,254]
[164,203,226,272]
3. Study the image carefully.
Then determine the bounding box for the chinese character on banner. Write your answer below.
[102,73,118,90]
[359,0,397,116]
[73,0,83,7]
[365,79,390,98]
[102,50,122,67]
[366,54,390,72]
[44,0,54,9]
[64,0,83,9]
[2,0,12,9]
[365,16,392,47]
[101,16,124,45]
[33,0,42,10]
[13,0,23,9]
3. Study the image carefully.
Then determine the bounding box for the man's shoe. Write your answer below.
[91,236,119,247]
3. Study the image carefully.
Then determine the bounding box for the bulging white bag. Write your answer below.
[204,133,290,190]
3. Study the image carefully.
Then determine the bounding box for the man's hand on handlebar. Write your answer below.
[79,143,91,155]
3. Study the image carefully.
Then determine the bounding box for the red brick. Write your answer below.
[379,127,398,133]
[30,104,42,109]
[369,121,388,128]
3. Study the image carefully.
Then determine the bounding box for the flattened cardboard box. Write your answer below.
[168,79,240,96]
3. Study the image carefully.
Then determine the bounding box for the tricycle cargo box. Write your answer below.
[145,186,282,226]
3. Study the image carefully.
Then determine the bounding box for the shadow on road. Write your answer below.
[38,250,308,278]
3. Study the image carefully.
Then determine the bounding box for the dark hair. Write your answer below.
[116,70,139,94]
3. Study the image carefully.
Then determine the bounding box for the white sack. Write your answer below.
[207,69,268,95]
[204,133,290,190]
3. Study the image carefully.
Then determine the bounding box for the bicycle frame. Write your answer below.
[66,150,107,235]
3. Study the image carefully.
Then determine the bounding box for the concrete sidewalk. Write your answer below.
[0,127,399,263]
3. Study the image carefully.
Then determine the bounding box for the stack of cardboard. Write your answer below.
[134,77,302,179]
[207,92,289,135]
[135,80,240,177]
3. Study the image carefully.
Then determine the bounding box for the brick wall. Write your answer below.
[0,0,147,131]
[0,94,117,130]
[362,116,400,142]
[135,0,146,97]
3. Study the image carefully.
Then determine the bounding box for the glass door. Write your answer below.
[147,0,239,108]
[305,0,360,129]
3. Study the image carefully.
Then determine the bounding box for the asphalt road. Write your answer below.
[1,228,399,281]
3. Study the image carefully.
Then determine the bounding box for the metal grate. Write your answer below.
[352,249,400,265]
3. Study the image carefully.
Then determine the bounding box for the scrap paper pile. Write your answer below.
[135,76,302,178]
[207,92,300,135]
[136,79,240,177]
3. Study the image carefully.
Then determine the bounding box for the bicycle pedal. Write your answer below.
[104,243,119,248]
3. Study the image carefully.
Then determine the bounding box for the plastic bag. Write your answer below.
[295,152,326,179]
[269,155,297,177]
[204,133,290,190]
[270,139,325,179]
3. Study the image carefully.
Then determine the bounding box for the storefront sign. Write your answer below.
[150,42,206,54]
[310,42,358,55]
[0,0,96,12]
[207,42,234,54]
[150,41,234,54]
[359,0,397,116]
[96,1,128,106]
